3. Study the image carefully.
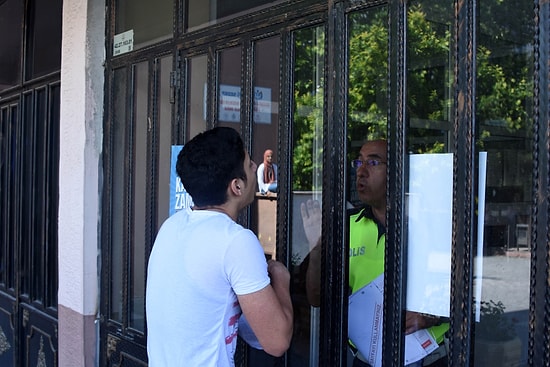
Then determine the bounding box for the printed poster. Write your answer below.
[169,145,193,216]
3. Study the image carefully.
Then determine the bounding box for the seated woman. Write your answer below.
[257,149,278,194]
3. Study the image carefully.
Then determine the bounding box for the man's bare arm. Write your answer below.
[238,260,293,356]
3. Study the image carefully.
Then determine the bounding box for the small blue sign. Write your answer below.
[170,145,193,216]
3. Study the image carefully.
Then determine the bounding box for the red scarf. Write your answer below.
[263,150,275,183]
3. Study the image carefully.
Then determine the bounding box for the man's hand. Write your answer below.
[300,199,322,250]
[267,259,291,288]
[405,311,442,334]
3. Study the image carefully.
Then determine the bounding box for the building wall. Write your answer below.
[58,0,105,365]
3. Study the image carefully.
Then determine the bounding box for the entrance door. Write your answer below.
[101,1,334,365]
[100,54,175,366]
[0,0,62,365]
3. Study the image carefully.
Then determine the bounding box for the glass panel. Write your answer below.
[27,0,62,79]
[247,35,280,365]
[187,0,277,31]
[156,56,173,230]
[20,92,34,297]
[187,55,208,139]
[405,1,453,365]
[251,35,280,240]
[116,0,172,50]
[252,36,280,170]
[130,61,148,331]
[110,68,127,322]
[348,7,389,203]
[6,104,18,290]
[0,107,7,286]
[47,83,60,308]
[474,1,533,365]
[289,25,324,367]
[344,7,389,366]
[217,46,242,131]
[32,88,47,301]
[0,0,22,90]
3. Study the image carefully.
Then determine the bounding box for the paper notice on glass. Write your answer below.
[406,153,453,317]
[348,274,439,367]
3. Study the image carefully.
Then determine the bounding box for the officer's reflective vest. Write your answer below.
[349,211,449,343]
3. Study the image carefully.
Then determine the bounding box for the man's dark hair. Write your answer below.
[176,127,247,206]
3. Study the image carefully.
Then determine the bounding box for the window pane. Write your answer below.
[130,61,148,331]
[187,0,277,31]
[47,83,60,308]
[156,56,173,230]
[348,7,389,205]
[345,7,389,366]
[474,1,533,365]
[27,0,62,79]
[289,25,324,367]
[0,105,15,289]
[251,35,280,256]
[116,0,172,50]
[0,0,22,90]
[32,88,47,301]
[187,55,208,139]
[405,1,453,364]
[0,106,4,289]
[247,35,281,365]
[406,1,453,153]
[110,68,127,322]
[0,107,5,286]
[20,92,34,297]
[217,46,242,131]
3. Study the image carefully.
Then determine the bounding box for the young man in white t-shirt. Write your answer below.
[146,127,293,367]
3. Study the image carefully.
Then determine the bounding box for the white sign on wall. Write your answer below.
[113,30,134,56]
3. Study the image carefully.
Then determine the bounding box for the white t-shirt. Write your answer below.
[146,207,270,367]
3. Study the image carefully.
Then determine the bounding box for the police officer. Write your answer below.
[302,139,449,367]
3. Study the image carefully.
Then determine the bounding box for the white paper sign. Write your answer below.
[406,153,453,317]
[113,30,134,56]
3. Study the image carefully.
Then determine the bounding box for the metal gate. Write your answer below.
[0,0,62,365]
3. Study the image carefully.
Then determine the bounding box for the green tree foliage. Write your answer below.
[347,8,388,147]
[291,1,533,184]
[292,27,325,191]
[407,3,451,123]
[476,0,533,137]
